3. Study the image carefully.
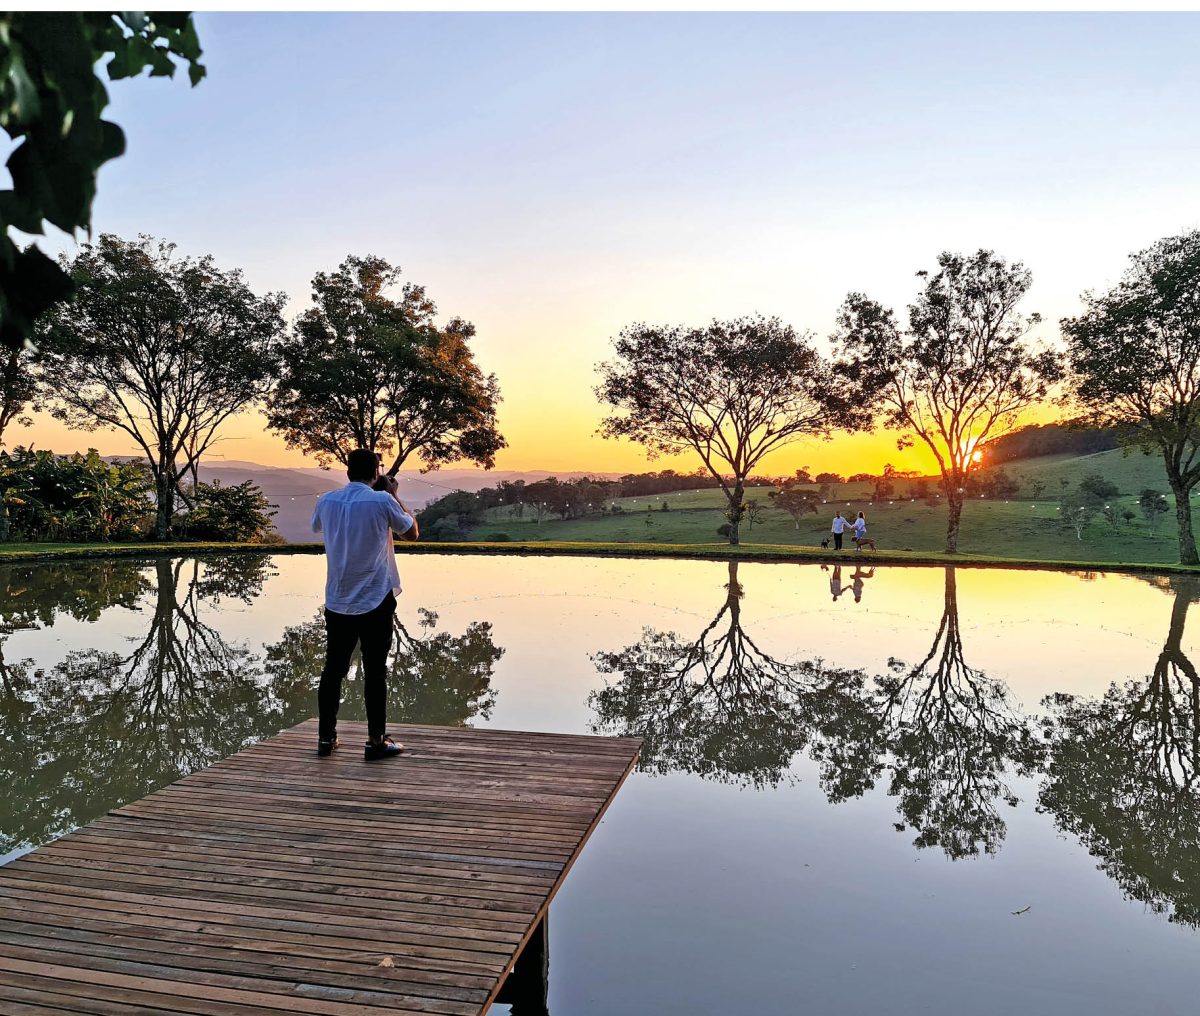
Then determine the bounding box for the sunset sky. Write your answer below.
[30,12,1200,476]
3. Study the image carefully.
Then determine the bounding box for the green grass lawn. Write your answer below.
[470,448,1186,566]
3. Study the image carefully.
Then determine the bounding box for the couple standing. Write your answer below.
[310,448,421,761]
[830,510,866,550]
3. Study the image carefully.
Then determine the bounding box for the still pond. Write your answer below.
[1,552,1198,1014]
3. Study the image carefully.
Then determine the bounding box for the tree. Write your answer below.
[0,13,205,350]
[769,484,821,529]
[871,463,914,501]
[0,344,40,448]
[1063,230,1200,564]
[1079,473,1119,502]
[794,466,814,484]
[266,255,505,477]
[743,499,766,532]
[597,315,860,546]
[1140,488,1170,531]
[815,472,845,485]
[1060,473,1119,541]
[36,236,286,539]
[835,250,1061,553]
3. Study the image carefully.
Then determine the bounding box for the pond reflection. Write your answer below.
[0,555,503,857]
[591,562,1042,858]
[264,607,503,729]
[1039,575,1200,926]
[10,552,1200,1014]
[589,560,836,788]
[817,567,1043,859]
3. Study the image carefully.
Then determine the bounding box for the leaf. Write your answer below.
[377,956,394,968]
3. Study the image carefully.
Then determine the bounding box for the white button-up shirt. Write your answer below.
[311,482,415,615]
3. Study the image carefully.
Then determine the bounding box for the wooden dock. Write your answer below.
[0,719,641,1015]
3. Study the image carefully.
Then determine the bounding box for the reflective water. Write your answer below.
[2,553,1199,1014]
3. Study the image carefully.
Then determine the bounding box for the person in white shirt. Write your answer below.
[311,448,420,760]
[852,511,867,548]
[830,511,847,550]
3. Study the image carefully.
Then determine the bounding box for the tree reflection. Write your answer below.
[590,560,870,789]
[590,562,1041,858]
[823,567,1044,858]
[264,607,502,730]
[0,556,277,854]
[1039,575,1200,926]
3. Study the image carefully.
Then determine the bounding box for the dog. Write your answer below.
[853,536,877,552]
[820,537,830,549]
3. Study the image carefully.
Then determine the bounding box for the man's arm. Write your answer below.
[381,477,419,541]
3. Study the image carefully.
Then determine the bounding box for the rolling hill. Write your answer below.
[460,448,1188,566]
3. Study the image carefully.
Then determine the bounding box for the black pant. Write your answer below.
[834,532,843,550]
[318,592,396,741]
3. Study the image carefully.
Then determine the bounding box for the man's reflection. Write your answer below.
[1039,575,1200,926]
[264,607,503,730]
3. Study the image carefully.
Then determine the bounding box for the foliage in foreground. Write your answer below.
[0,447,151,542]
[0,12,204,349]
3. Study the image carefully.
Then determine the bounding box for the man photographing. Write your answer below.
[311,448,420,760]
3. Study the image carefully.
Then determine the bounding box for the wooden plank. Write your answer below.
[0,719,640,1015]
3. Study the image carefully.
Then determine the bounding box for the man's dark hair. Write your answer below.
[346,448,379,483]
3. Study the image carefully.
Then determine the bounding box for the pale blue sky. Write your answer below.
[36,12,1200,470]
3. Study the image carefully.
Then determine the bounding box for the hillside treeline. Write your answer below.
[983,421,1119,465]
[417,470,779,539]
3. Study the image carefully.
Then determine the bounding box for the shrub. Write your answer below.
[717,523,732,538]
[176,480,277,542]
[487,532,511,542]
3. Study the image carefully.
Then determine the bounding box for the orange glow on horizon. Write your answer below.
[9,397,1059,479]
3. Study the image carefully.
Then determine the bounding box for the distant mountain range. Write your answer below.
[104,458,625,543]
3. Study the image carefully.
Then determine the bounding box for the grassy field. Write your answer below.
[469,449,1187,566]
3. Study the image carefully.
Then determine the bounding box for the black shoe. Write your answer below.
[364,735,404,761]
[317,736,338,758]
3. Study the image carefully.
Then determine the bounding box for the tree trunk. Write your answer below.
[1169,477,1199,565]
[727,480,745,546]
[944,493,964,554]
[154,472,175,541]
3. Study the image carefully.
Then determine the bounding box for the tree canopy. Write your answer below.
[266,255,505,476]
[1063,229,1200,564]
[834,250,1060,553]
[0,13,204,350]
[35,235,286,538]
[596,315,859,545]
